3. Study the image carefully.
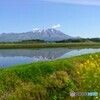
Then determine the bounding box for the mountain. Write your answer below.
[0,28,73,42]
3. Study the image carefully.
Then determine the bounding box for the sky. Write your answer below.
[0,0,100,38]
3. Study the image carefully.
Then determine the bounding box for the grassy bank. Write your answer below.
[0,42,100,49]
[0,52,100,100]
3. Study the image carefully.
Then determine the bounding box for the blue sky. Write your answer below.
[0,0,100,38]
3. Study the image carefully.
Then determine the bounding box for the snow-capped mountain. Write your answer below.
[0,28,73,42]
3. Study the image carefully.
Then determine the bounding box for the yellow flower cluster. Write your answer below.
[76,54,100,91]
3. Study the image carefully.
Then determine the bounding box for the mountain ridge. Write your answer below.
[0,28,73,42]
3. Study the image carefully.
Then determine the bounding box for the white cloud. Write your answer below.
[44,0,100,6]
[32,28,39,32]
[51,24,61,29]
[32,28,39,31]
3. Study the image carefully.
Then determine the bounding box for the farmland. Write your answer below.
[0,42,100,49]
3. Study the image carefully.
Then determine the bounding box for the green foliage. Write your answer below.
[0,52,100,99]
[0,42,100,49]
[75,54,100,91]
[56,38,100,43]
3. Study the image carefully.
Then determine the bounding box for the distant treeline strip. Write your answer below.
[56,38,100,43]
[0,38,100,44]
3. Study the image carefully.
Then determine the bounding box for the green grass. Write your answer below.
[0,42,100,49]
[0,52,100,100]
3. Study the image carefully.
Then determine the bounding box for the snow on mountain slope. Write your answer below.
[0,28,73,42]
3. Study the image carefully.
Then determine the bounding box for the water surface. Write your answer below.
[0,48,100,68]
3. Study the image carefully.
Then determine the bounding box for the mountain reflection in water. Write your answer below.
[0,48,100,68]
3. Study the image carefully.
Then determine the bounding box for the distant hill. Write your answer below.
[0,28,73,42]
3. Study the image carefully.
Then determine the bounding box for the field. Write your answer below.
[0,52,100,100]
[0,42,100,49]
